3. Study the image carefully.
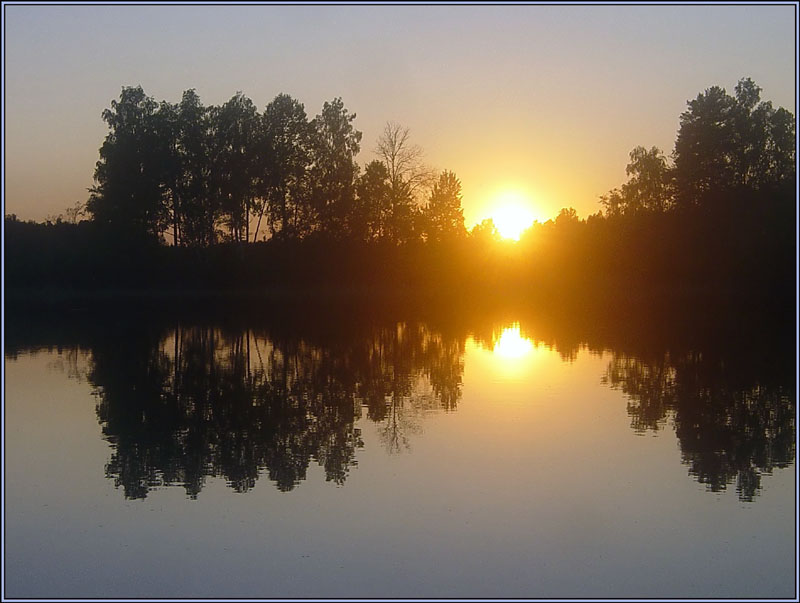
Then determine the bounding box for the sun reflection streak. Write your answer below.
[469,323,543,382]
[493,324,534,359]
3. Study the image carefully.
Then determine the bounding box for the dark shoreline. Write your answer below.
[6,282,795,362]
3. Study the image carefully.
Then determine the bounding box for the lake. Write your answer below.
[3,302,796,598]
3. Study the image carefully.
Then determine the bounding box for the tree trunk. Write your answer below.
[245,196,250,243]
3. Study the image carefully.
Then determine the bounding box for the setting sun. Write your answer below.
[489,192,537,240]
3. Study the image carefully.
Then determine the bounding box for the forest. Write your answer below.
[4,77,796,311]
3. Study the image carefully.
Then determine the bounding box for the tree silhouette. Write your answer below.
[673,77,795,207]
[87,86,167,243]
[258,93,312,241]
[211,93,261,243]
[375,121,435,203]
[176,89,218,247]
[309,98,362,236]
[375,122,435,243]
[469,218,499,243]
[354,160,393,241]
[423,170,466,243]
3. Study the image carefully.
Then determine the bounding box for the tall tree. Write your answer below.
[673,78,795,206]
[87,86,167,242]
[176,89,218,247]
[673,84,738,203]
[375,122,435,243]
[309,97,362,236]
[211,93,260,242]
[354,160,393,241]
[424,170,466,243]
[258,93,312,241]
[149,100,182,246]
[375,122,435,203]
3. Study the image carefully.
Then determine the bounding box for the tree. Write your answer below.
[599,187,625,218]
[150,99,182,246]
[624,146,672,213]
[257,93,312,242]
[375,121,435,203]
[767,106,795,184]
[600,146,672,216]
[554,207,579,226]
[64,201,87,224]
[673,78,795,206]
[309,97,362,236]
[375,122,435,243]
[87,86,167,242]
[210,92,260,242]
[355,160,392,241]
[176,89,218,247]
[424,170,466,243]
[673,85,738,203]
[469,218,500,245]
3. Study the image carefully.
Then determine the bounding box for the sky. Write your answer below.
[3,3,796,227]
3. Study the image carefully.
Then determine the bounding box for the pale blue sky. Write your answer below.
[4,4,796,225]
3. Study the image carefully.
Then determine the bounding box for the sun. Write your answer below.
[489,192,537,240]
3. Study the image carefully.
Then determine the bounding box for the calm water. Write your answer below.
[3,307,796,598]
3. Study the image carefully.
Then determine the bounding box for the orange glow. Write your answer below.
[487,192,537,240]
[493,324,534,359]
[470,324,541,382]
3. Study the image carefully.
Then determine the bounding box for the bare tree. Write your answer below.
[374,122,436,243]
[375,121,435,204]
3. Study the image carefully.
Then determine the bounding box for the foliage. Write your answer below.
[601,78,794,217]
[600,146,672,216]
[355,160,392,241]
[673,77,795,206]
[87,88,459,247]
[308,97,363,237]
[424,170,467,243]
[87,86,167,243]
[259,93,312,241]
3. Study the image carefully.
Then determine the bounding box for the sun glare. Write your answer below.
[493,325,534,359]
[489,192,536,240]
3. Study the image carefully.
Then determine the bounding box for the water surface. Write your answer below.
[4,307,795,598]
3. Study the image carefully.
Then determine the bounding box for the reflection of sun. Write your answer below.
[469,323,542,384]
[490,192,536,240]
[494,324,534,359]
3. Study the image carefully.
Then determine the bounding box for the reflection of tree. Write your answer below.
[17,307,790,503]
[46,347,91,383]
[604,348,795,501]
[353,322,463,454]
[603,354,678,433]
[88,320,465,498]
[422,328,464,412]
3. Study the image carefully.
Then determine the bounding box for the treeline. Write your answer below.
[84,87,464,246]
[597,78,794,216]
[464,77,795,305]
[4,78,795,306]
